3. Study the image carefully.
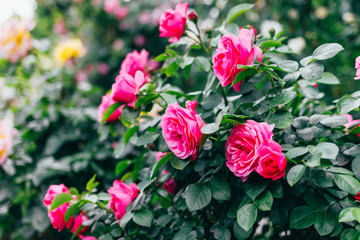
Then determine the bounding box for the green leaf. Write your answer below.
[136,132,160,146]
[312,43,344,60]
[119,212,133,228]
[165,61,179,77]
[299,62,324,81]
[352,157,360,180]
[285,147,308,159]
[337,96,360,115]
[194,56,211,72]
[351,208,360,223]
[120,106,140,127]
[316,72,340,85]
[245,181,268,200]
[64,202,83,222]
[101,102,123,124]
[134,94,159,109]
[91,222,106,237]
[86,174,98,192]
[268,110,293,129]
[133,209,153,227]
[231,68,258,86]
[287,165,306,187]
[50,193,73,211]
[339,208,356,222]
[320,115,348,127]
[334,174,360,195]
[208,177,231,201]
[201,123,219,135]
[327,167,353,176]
[175,56,194,69]
[170,154,189,170]
[278,60,299,73]
[233,221,252,240]
[226,3,254,23]
[311,142,339,160]
[236,203,257,232]
[150,152,172,178]
[137,179,156,192]
[269,91,296,109]
[314,211,336,236]
[289,206,315,229]
[254,191,273,211]
[305,152,322,167]
[184,184,212,212]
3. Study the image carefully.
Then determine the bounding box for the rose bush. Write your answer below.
[1,0,360,240]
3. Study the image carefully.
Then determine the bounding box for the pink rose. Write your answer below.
[98,94,124,123]
[115,6,129,20]
[162,170,176,195]
[70,212,90,236]
[159,3,189,43]
[225,120,275,181]
[43,184,72,231]
[104,0,119,14]
[0,119,16,166]
[344,114,360,137]
[108,180,139,221]
[212,27,263,91]
[160,100,205,160]
[111,71,147,108]
[53,19,67,35]
[98,63,109,75]
[0,18,35,63]
[80,236,98,240]
[355,56,360,80]
[120,49,149,77]
[255,142,287,180]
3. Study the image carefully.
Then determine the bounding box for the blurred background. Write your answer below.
[0,0,359,239]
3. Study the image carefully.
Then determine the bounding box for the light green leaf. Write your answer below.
[50,193,73,211]
[312,43,344,60]
[287,165,306,187]
[334,174,360,195]
[133,209,153,227]
[226,4,254,23]
[236,203,257,232]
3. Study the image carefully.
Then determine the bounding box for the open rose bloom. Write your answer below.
[226,120,286,181]
[108,180,139,221]
[120,49,149,77]
[160,100,205,160]
[212,27,263,91]
[0,18,35,63]
[0,119,16,166]
[159,3,189,43]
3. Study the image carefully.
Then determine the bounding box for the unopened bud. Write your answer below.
[188,12,198,23]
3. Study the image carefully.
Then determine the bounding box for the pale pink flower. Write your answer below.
[160,100,205,160]
[104,0,119,14]
[134,35,146,47]
[120,49,149,77]
[98,63,109,75]
[0,18,35,63]
[212,27,263,91]
[0,119,16,166]
[108,180,139,221]
[115,6,129,20]
[355,56,360,80]
[159,3,189,43]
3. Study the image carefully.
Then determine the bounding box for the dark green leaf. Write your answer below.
[254,191,273,211]
[334,174,360,195]
[236,203,257,232]
[314,211,336,236]
[287,165,306,187]
[208,177,231,201]
[170,155,189,170]
[101,102,123,124]
[268,110,293,129]
[64,202,83,222]
[194,56,211,72]
[320,116,348,127]
[133,209,153,227]
[184,184,212,212]
[285,147,308,159]
[150,152,172,178]
[269,91,296,109]
[289,206,315,229]
[231,68,258,86]
[136,132,160,146]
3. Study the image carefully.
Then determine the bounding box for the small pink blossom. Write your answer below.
[134,35,146,47]
[159,3,189,43]
[115,6,129,20]
[111,71,147,108]
[70,212,90,236]
[108,180,139,221]
[104,0,119,14]
[344,114,360,137]
[212,27,263,91]
[76,71,88,83]
[160,100,205,160]
[113,39,124,51]
[162,170,177,195]
[53,19,67,35]
[355,56,360,80]
[98,94,124,123]
[98,63,109,75]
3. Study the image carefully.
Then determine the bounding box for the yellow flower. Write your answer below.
[53,39,86,66]
[0,18,35,63]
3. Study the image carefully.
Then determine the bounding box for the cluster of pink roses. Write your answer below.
[98,49,154,123]
[103,0,128,20]
[43,184,96,240]
[225,120,286,181]
[0,119,16,166]
[44,181,139,234]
